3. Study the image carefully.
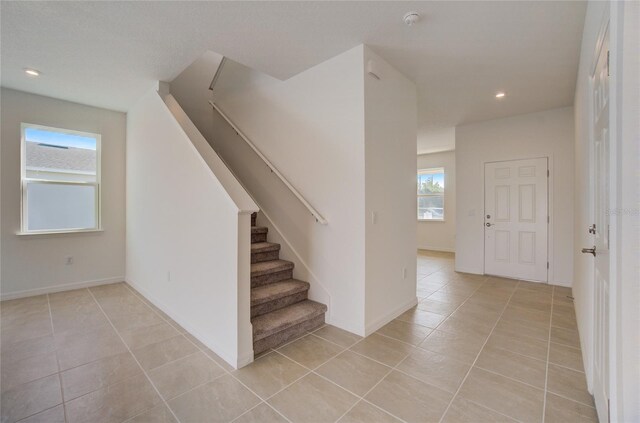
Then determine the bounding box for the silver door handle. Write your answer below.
[581,246,596,256]
[485,222,492,227]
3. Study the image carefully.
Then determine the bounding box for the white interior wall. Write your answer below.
[417,151,456,252]
[455,106,574,286]
[126,88,256,368]
[0,88,126,299]
[207,46,367,334]
[363,46,418,334]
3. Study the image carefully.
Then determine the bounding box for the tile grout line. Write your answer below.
[120,282,293,423]
[46,293,68,423]
[542,286,555,423]
[437,280,522,423]
[85,287,182,423]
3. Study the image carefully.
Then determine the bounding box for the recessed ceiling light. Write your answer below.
[495,92,506,99]
[24,68,40,77]
[403,12,420,26]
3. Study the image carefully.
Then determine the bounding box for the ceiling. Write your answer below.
[1,1,586,152]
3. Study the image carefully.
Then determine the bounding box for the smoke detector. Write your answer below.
[403,12,420,26]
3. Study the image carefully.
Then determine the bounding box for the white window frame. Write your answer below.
[417,167,445,222]
[19,123,102,235]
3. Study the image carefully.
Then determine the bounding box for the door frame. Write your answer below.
[481,155,552,283]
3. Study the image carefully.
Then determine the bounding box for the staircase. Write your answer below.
[250,213,327,355]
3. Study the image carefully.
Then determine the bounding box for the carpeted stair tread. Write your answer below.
[251,260,294,277]
[251,226,268,235]
[251,242,280,253]
[252,300,327,341]
[251,279,310,306]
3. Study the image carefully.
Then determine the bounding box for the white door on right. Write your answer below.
[484,158,548,282]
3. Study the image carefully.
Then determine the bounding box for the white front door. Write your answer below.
[484,158,548,282]
[588,23,610,423]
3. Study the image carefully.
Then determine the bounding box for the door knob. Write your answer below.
[581,246,596,256]
[485,222,492,227]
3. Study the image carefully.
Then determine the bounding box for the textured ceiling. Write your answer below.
[1,1,586,151]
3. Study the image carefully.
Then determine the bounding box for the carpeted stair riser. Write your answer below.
[251,212,257,227]
[253,314,325,354]
[251,270,293,287]
[251,291,308,318]
[251,232,268,243]
[251,250,280,264]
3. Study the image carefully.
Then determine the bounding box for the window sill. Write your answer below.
[418,219,446,223]
[16,228,104,236]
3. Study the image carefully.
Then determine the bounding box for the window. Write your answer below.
[417,168,444,221]
[21,123,101,234]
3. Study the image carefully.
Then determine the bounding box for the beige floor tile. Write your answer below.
[547,364,594,406]
[61,351,142,401]
[417,299,458,316]
[426,291,469,305]
[485,331,548,361]
[0,312,52,345]
[55,326,128,371]
[441,397,518,423]
[349,333,414,366]
[16,404,65,423]
[119,322,179,350]
[550,326,581,348]
[233,403,288,423]
[552,302,576,317]
[268,373,358,423]
[316,350,390,396]
[312,325,362,348]
[65,373,161,423]
[375,319,432,345]
[0,334,56,364]
[0,296,48,317]
[544,392,598,423]
[132,335,198,371]
[0,351,58,393]
[107,307,166,333]
[549,342,584,371]
[168,374,260,422]
[0,374,62,423]
[396,308,446,329]
[457,368,544,423]
[450,303,501,326]
[233,352,308,398]
[493,317,550,341]
[475,345,547,388]
[201,345,236,372]
[277,334,344,369]
[338,401,401,423]
[437,316,494,337]
[397,348,470,393]
[551,312,578,331]
[419,329,485,364]
[128,404,177,423]
[501,305,550,325]
[149,351,225,400]
[365,370,452,423]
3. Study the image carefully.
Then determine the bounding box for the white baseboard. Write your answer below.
[1,277,124,301]
[126,278,243,369]
[417,245,455,253]
[364,296,419,336]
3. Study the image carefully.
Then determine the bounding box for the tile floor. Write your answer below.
[0,251,598,423]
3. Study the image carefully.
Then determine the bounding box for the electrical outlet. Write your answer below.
[402,267,407,279]
[371,211,377,224]
[65,256,73,265]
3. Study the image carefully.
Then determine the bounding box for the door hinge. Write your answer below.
[547,170,549,177]
[547,216,550,223]
[607,50,610,77]
[547,262,549,269]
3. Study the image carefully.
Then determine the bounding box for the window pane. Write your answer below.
[26,182,96,231]
[418,195,444,220]
[25,127,97,182]
[417,172,444,194]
